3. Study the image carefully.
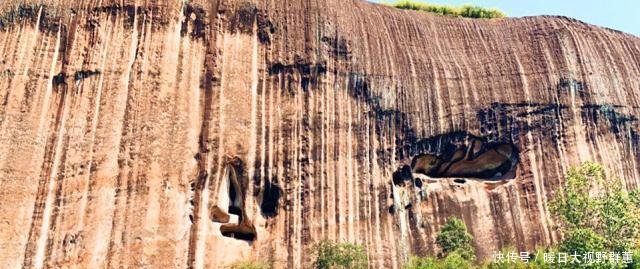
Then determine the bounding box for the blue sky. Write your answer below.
[369,0,639,37]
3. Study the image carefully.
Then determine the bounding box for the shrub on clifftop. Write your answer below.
[388,1,506,19]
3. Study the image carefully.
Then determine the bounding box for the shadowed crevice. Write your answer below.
[74,70,100,82]
[260,179,282,218]
[181,3,206,39]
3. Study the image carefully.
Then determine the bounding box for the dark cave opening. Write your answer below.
[221,231,256,241]
[228,206,242,217]
[408,135,519,181]
[453,179,467,184]
[260,180,282,217]
[414,178,423,188]
[392,165,413,186]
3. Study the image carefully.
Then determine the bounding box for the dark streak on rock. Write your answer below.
[91,4,137,27]
[74,70,101,82]
[268,61,327,76]
[227,1,276,44]
[181,4,206,39]
[52,73,66,86]
[0,4,60,32]
[581,104,637,135]
[347,73,418,165]
[89,5,168,29]
[228,1,257,34]
[257,14,276,44]
[269,59,327,96]
[321,36,351,60]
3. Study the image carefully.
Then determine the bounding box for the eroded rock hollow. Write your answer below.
[0,0,639,268]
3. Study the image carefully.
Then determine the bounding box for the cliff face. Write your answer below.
[1,0,639,268]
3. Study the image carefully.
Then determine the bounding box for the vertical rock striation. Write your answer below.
[0,0,639,268]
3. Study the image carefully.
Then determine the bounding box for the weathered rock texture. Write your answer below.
[1,0,639,268]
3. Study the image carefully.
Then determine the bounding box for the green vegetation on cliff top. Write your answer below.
[387,1,506,19]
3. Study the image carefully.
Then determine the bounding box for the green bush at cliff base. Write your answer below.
[405,251,475,269]
[312,240,368,269]
[387,1,506,19]
[550,162,640,253]
[548,161,640,269]
[435,217,475,260]
[404,217,477,269]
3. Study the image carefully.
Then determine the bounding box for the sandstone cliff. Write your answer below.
[0,0,639,268]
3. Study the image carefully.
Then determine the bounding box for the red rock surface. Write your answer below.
[0,0,639,268]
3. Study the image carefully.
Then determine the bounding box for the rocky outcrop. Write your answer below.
[0,0,639,268]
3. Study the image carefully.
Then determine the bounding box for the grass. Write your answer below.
[386,0,506,19]
[228,260,272,269]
